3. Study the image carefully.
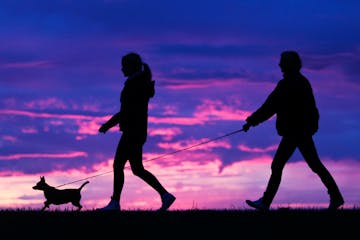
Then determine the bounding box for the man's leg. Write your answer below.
[262,137,297,207]
[298,137,344,209]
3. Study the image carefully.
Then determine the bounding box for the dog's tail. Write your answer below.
[79,181,90,190]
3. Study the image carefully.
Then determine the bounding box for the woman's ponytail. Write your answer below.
[142,63,155,98]
[142,62,152,80]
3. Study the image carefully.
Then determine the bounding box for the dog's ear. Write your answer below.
[40,176,45,181]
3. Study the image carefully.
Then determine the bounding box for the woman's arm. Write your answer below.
[99,112,121,133]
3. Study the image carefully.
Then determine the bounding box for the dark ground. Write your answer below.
[1,209,359,239]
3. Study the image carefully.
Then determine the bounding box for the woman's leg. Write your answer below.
[112,134,129,201]
[128,141,168,196]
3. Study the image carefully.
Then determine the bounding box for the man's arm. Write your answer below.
[243,85,279,131]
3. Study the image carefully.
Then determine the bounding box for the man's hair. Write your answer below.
[279,50,302,72]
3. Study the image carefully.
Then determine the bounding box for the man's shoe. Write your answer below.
[245,197,269,211]
[328,196,344,210]
[97,197,120,211]
[158,192,176,211]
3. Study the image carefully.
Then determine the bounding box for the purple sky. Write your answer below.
[0,0,359,210]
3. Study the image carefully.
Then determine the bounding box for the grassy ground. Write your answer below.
[0,208,359,239]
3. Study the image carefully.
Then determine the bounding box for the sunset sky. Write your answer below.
[0,0,359,211]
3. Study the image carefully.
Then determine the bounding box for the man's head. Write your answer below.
[279,50,302,73]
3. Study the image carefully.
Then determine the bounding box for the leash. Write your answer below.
[56,128,245,188]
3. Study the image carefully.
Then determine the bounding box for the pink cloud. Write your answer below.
[149,116,205,125]
[0,109,94,120]
[0,151,88,161]
[142,147,223,169]
[162,105,179,115]
[76,119,104,135]
[148,127,183,141]
[1,60,55,69]
[163,78,245,90]
[0,108,109,136]
[23,97,103,112]
[194,99,250,121]
[21,127,38,134]
[79,103,103,112]
[0,154,358,210]
[48,120,64,126]
[238,144,278,153]
[149,99,251,126]
[24,97,67,110]
[2,135,17,143]
[156,138,231,152]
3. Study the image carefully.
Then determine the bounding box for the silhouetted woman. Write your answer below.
[98,52,175,211]
[243,50,344,210]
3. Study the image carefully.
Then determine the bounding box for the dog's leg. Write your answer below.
[41,201,50,211]
[72,202,82,211]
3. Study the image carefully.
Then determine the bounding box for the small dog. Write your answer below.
[32,176,89,211]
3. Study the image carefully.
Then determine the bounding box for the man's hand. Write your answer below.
[242,122,251,132]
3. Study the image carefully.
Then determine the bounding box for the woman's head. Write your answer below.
[121,52,143,76]
[279,50,302,73]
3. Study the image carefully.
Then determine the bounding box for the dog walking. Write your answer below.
[32,176,89,211]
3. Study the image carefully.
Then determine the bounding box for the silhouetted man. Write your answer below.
[97,52,176,211]
[243,50,344,211]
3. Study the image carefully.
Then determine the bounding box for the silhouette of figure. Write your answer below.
[97,52,176,211]
[243,50,344,211]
